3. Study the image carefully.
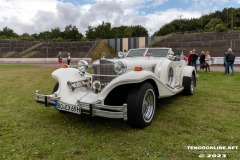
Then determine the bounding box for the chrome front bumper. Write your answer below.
[35,90,128,121]
[35,90,60,106]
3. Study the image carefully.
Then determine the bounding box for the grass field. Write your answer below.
[0,65,41,69]
[0,65,239,160]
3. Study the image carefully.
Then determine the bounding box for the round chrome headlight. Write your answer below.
[78,60,88,73]
[114,61,127,75]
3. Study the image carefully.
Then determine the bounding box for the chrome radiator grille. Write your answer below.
[92,60,116,84]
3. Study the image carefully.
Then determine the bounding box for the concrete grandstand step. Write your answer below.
[19,42,44,55]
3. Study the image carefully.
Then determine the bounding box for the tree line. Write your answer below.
[0,25,83,42]
[154,7,240,36]
[0,22,148,42]
[0,7,239,41]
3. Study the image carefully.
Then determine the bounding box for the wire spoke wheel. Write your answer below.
[183,74,195,95]
[142,89,155,123]
[190,77,194,94]
[127,82,156,128]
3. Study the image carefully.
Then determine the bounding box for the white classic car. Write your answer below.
[36,48,197,128]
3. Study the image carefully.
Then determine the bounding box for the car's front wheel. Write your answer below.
[127,82,156,128]
[51,82,65,113]
[52,82,59,94]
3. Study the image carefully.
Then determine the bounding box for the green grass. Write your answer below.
[0,65,42,70]
[0,67,239,160]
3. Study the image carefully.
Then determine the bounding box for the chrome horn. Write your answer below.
[67,77,91,91]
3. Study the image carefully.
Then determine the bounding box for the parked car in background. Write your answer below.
[36,48,197,128]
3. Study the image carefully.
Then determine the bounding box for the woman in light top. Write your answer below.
[67,53,71,65]
[205,51,211,72]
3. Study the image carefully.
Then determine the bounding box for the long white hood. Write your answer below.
[119,57,168,71]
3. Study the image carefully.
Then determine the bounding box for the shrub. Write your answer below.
[215,23,227,32]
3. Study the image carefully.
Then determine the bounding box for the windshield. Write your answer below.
[126,48,170,57]
[147,49,169,57]
[126,49,147,57]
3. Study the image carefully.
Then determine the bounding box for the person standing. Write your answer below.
[67,53,71,65]
[205,51,211,72]
[58,51,62,67]
[190,50,198,71]
[223,51,229,74]
[186,51,192,65]
[223,48,236,75]
[192,49,197,57]
[192,49,198,67]
[199,51,206,71]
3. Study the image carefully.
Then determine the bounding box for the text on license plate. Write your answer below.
[58,103,81,114]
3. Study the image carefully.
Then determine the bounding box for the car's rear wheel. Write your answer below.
[183,74,195,95]
[127,82,156,128]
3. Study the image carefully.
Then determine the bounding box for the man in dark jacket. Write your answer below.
[223,48,236,75]
[199,51,206,71]
[190,50,198,71]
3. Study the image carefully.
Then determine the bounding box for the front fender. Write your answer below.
[181,66,196,86]
[52,68,83,83]
[51,68,93,104]
[97,70,183,101]
[181,66,196,78]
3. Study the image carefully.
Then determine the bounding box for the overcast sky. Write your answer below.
[0,0,239,36]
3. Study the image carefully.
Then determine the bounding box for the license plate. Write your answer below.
[57,102,81,114]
